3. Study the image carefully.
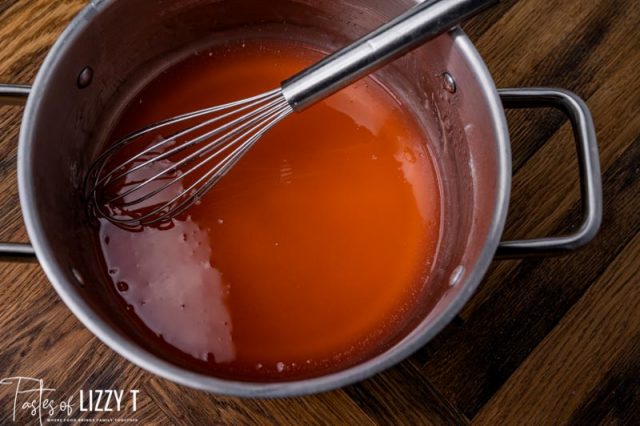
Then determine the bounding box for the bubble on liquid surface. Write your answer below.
[403,147,417,163]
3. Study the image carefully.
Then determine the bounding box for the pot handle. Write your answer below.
[0,84,37,261]
[496,87,602,258]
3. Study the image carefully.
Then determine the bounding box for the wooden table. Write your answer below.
[1,1,638,424]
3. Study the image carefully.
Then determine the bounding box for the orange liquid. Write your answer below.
[96,39,441,380]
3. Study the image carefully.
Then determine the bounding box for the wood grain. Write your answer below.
[0,0,639,424]
[473,229,640,424]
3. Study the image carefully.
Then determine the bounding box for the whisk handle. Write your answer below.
[281,0,496,111]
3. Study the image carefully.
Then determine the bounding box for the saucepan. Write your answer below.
[0,0,601,397]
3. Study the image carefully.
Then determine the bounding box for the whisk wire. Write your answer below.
[89,89,283,193]
[99,104,289,226]
[113,99,291,209]
[142,105,293,225]
[104,95,290,206]
[89,89,292,226]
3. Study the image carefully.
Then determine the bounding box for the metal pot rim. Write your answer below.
[17,1,511,397]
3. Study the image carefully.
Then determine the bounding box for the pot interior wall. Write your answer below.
[25,0,499,378]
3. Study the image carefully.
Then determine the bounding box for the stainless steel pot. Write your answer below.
[0,0,601,397]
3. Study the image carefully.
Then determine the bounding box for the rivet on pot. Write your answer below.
[442,72,457,94]
[77,66,94,89]
[449,265,464,287]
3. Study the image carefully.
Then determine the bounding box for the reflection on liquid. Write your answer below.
[100,217,235,363]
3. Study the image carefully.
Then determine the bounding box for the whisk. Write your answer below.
[87,0,495,226]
